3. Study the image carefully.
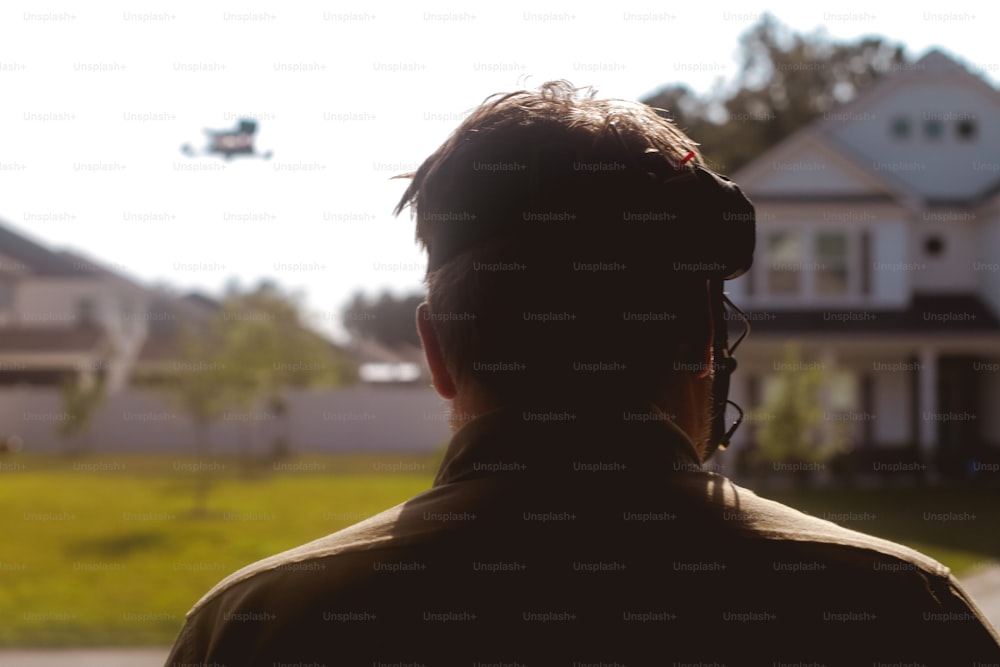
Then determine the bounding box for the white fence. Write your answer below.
[0,385,452,454]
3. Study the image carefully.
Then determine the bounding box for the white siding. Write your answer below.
[12,277,150,390]
[751,147,883,196]
[15,279,97,328]
[909,215,978,292]
[976,214,1000,319]
[869,220,910,306]
[830,81,1000,199]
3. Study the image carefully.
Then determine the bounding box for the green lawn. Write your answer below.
[0,453,438,647]
[1,455,996,647]
[761,485,1000,578]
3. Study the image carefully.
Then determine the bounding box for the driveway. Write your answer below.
[0,647,169,666]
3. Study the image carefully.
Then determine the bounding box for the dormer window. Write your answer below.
[891,117,910,139]
[956,118,977,141]
[924,118,944,140]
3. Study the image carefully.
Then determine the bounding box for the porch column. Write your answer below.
[918,346,938,459]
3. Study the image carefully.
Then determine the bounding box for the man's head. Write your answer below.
[394,81,754,458]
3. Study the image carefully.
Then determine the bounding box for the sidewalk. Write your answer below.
[3,566,999,666]
[962,563,1000,631]
[0,647,168,666]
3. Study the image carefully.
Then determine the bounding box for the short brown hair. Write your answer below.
[395,81,713,405]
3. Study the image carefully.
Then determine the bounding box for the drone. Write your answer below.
[181,118,273,160]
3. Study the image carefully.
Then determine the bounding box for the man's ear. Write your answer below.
[696,279,715,379]
[416,302,458,399]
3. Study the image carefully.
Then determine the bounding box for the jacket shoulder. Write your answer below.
[689,472,952,577]
[184,481,476,618]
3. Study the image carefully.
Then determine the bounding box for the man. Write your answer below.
[166,81,999,665]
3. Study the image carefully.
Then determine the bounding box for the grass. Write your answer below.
[1,454,996,647]
[0,453,439,647]
[760,485,1000,577]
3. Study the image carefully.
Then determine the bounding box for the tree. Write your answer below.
[749,344,848,485]
[164,280,357,513]
[342,290,425,348]
[58,374,107,454]
[215,281,357,458]
[171,330,233,454]
[169,326,235,515]
[641,14,907,173]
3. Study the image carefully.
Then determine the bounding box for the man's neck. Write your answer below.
[433,401,705,487]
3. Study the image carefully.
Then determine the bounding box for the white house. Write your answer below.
[719,49,1000,478]
[0,223,151,392]
[0,220,450,453]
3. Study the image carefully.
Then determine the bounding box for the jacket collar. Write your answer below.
[433,401,703,487]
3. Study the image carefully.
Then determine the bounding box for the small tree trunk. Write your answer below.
[192,420,211,517]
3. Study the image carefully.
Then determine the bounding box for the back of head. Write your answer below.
[395,81,754,409]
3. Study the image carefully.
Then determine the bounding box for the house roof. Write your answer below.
[742,294,1000,335]
[0,220,101,277]
[732,49,1000,209]
[134,291,354,370]
[133,291,220,364]
[812,49,1000,140]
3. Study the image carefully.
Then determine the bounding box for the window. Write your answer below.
[891,117,910,139]
[759,228,855,301]
[767,231,803,295]
[956,119,977,141]
[815,233,849,295]
[924,118,944,140]
[76,298,96,327]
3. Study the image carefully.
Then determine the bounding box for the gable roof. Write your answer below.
[812,49,1000,138]
[732,129,916,207]
[0,219,100,277]
[733,49,1000,207]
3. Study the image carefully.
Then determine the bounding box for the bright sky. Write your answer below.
[1,1,996,342]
